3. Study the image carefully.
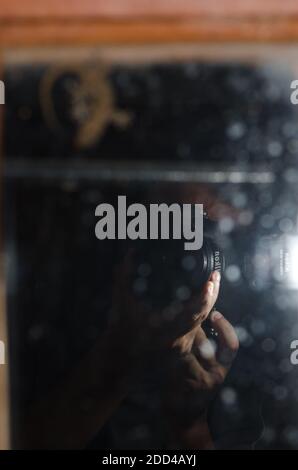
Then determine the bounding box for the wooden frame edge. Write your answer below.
[1,18,298,47]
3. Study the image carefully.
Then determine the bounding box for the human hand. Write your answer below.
[161,272,239,449]
[107,260,223,372]
[163,310,239,428]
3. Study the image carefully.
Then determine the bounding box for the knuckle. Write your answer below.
[201,373,216,391]
[210,367,226,386]
[191,312,206,325]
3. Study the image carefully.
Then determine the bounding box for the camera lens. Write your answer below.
[199,237,225,285]
[130,234,225,309]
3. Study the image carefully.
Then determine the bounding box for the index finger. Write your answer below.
[210,310,239,368]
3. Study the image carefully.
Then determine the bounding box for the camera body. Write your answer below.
[128,214,225,310]
[127,209,297,312]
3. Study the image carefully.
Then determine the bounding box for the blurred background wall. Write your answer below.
[2,0,298,450]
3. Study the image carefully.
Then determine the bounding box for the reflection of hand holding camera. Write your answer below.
[163,308,239,450]
[110,256,238,450]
